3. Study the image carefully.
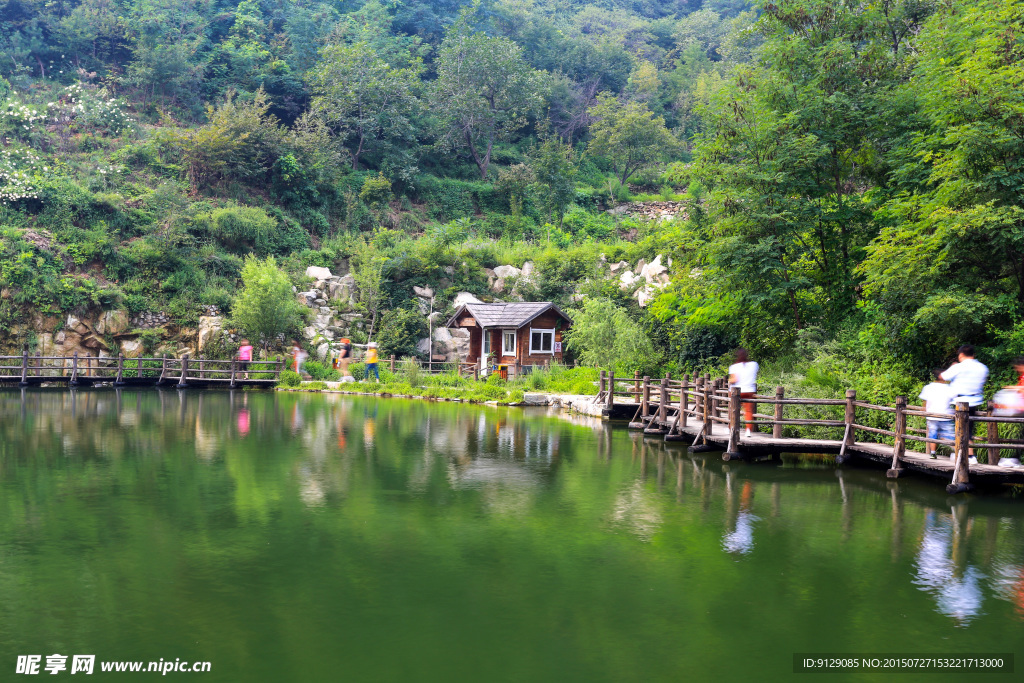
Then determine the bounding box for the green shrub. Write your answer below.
[304,360,340,381]
[279,370,301,387]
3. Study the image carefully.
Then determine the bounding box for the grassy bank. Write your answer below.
[277,363,600,404]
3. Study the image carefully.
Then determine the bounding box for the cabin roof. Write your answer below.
[446,302,571,329]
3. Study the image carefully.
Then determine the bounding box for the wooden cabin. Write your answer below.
[446,302,572,375]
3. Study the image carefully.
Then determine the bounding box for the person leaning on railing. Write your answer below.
[940,344,988,463]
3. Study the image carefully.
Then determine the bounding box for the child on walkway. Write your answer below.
[364,341,380,382]
[728,348,759,438]
[919,369,955,457]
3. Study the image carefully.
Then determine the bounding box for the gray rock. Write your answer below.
[453,292,483,308]
[413,285,434,299]
[305,266,332,280]
[493,264,521,280]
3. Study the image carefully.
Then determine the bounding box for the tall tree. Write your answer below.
[307,40,422,174]
[587,93,676,185]
[430,18,544,180]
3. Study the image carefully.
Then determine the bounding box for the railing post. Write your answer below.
[633,370,640,400]
[680,374,689,428]
[702,376,711,423]
[888,395,906,478]
[230,358,237,388]
[199,356,205,380]
[159,355,167,384]
[606,370,615,409]
[390,354,396,373]
[947,401,974,494]
[598,370,606,401]
[70,352,79,386]
[115,352,124,385]
[19,345,28,386]
[177,355,189,388]
[641,376,650,419]
[657,377,668,425]
[473,365,479,382]
[986,401,1000,465]
[838,389,856,464]
[773,386,784,439]
[724,385,742,460]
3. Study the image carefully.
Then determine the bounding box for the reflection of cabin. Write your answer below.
[446,302,571,375]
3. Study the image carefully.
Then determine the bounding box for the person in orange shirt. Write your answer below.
[364,341,380,382]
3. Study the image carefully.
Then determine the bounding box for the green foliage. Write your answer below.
[230,255,307,349]
[278,369,301,387]
[564,298,661,376]
[588,93,677,184]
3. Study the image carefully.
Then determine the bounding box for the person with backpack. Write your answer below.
[364,341,380,382]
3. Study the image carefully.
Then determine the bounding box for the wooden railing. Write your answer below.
[614,372,1024,494]
[0,348,283,387]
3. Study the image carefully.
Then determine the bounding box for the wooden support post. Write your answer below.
[658,377,668,424]
[947,401,974,494]
[606,370,615,409]
[390,354,396,373]
[19,345,28,386]
[724,386,743,460]
[837,389,856,464]
[641,376,651,419]
[773,386,784,439]
[115,352,124,385]
[159,355,167,384]
[473,365,479,382]
[598,370,606,402]
[633,370,640,400]
[680,374,689,429]
[230,358,237,388]
[986,402,1000,465]
[888,395,906,478]
[177,356,189,388]
[70,352,79,386]
[198,356,205,380]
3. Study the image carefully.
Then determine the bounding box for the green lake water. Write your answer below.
[1,388,1022,682]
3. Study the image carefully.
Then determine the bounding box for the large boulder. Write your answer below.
[328,274,356,306]
[493,264,521,280]
[120,338,143,358]
[521,261,535,280]
[433,327,453,344]
[619,271,640,290]
[453,292,483,308]
[640,254,668,284]
[413,285,434,300]
[416,337,432,356]
[66,314,90,336]
[305,265,333,280]
[97,309,130,335]
[197,316,223,353]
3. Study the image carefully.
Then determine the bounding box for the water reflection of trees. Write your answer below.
[3,389,1024,630]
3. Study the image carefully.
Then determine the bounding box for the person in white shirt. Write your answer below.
[919,370,955,457]
[728,348,759,438]
[940,345,989,460]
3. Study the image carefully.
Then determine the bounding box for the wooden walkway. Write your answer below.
[0,349,282,388]
[594,371,1024,494]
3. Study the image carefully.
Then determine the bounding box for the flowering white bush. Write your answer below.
[0,148,48,203]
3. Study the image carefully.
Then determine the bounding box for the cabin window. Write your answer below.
[483,330,491,356]
[530,328,555,354]
[502,330,517,356]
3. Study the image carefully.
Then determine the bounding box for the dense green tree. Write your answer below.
[587,93,676,184]
[430,18,545,180]
[231,255,308,350]
[307,40,422,174]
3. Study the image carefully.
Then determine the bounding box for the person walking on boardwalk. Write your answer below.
[364,341,380,382]
[728,348,759,438]
[940,345,988,463]
[919,369,956,458]
[237,338,253,380]
[334,337,353,382]
[292,340,309,378]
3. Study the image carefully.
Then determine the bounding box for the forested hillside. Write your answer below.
[0,0,1022,398]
